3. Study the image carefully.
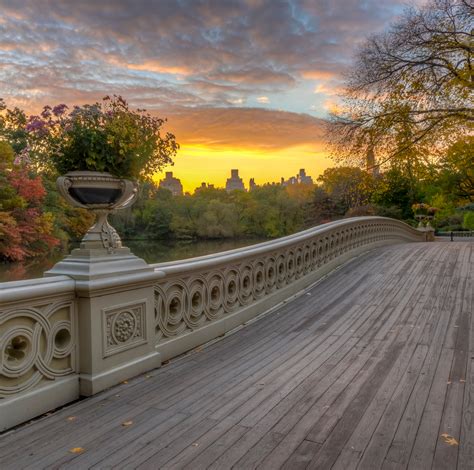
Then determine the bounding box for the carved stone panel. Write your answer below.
[0,301,76,397]
[154,219,424,344]
[102,300,147,357]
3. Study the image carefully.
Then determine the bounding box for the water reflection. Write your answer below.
[0,238,268,282]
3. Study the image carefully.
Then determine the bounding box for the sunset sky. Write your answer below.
[0,0,418,191]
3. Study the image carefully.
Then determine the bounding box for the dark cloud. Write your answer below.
[0,0,409,110]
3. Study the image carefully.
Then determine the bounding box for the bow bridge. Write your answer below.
[0,217,472,469]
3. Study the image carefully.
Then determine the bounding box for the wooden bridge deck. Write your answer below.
[1,242,473,469]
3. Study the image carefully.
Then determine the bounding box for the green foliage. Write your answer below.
[318,167,374,215]
[438,137,474,202]
[463,212,474,230]
[22,96,179,181]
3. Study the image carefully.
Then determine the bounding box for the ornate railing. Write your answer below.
[0,276,78,430]
[151,217,424,358]
[0,216,426,430]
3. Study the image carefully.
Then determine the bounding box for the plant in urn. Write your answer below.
[26,96,178,253]
[25,96,178,276]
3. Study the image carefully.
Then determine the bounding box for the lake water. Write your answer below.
[0,238,268,283]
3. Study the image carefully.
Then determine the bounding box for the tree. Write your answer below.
[0,141,59,261]
[329,0,473,168]
[438,136,474,202]
[318,167,375,215]
[372,168,421,219]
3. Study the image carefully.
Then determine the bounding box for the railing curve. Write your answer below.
[151,216,424,358]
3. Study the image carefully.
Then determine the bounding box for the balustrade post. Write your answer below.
[45,245,162,396]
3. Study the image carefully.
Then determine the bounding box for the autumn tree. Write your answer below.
[0,141,59,261]
[318,167,375,215]
[329,0,473,169]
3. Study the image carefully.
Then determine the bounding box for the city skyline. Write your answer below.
[0,0,419,189]
[159,167,317,194]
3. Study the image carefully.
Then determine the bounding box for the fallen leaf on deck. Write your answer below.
[460,379,466,383]
[447,381,452,384]
[69,447,85,454]
[122,380,128,384]
[145,375,151,378]
[122,420,133,427]
[441,433,459,446]
[192,443,199,447]
[67,416,76,422]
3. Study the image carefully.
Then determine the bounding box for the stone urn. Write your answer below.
[57,171,138,252]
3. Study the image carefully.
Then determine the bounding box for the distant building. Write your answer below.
[281,168,314,187]
[297,168,313,185]
[249,178,257,191]
[195,182,215,193]
[159,171,183,196]
[225,169,245,192]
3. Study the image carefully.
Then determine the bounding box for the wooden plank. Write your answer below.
[355,345,429,469]
[307,291,438,469]
[407,348,455,469]
[1,242,470,470]
[281,439,321,470]
[181,424,250,470]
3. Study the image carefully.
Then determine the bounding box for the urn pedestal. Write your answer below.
[46,171,162,396]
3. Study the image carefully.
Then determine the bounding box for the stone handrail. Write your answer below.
[0,276,79,430]
[151,216,424,359]
[0,216,425,430]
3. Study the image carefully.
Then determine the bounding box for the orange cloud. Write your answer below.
[301,70,338,80]
[161,107,326,151]
[154,107,332,192]
[106,56,192,76]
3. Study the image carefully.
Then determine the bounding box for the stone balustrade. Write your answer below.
[0,276,78,430]
[0,216,426,430]
[151,217,425,359]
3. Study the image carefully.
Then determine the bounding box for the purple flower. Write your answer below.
[25,116,46,133]
[41,105,52,119]
[52,104,68,117]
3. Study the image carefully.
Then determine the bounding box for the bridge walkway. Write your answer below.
[0,242,472,469]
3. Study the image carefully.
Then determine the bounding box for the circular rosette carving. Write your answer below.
[184,277,208,328]
[252,261,266,298]
[286,250,296,282]
[276,254,287,287]
[154,283,187,339]
[206,272,225,319]
[265,256,277,291]
[111,311,137,343]
[0,304,75,396]
[223,269,240,312]
[295,247,304,278]
[238,264,254,305]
